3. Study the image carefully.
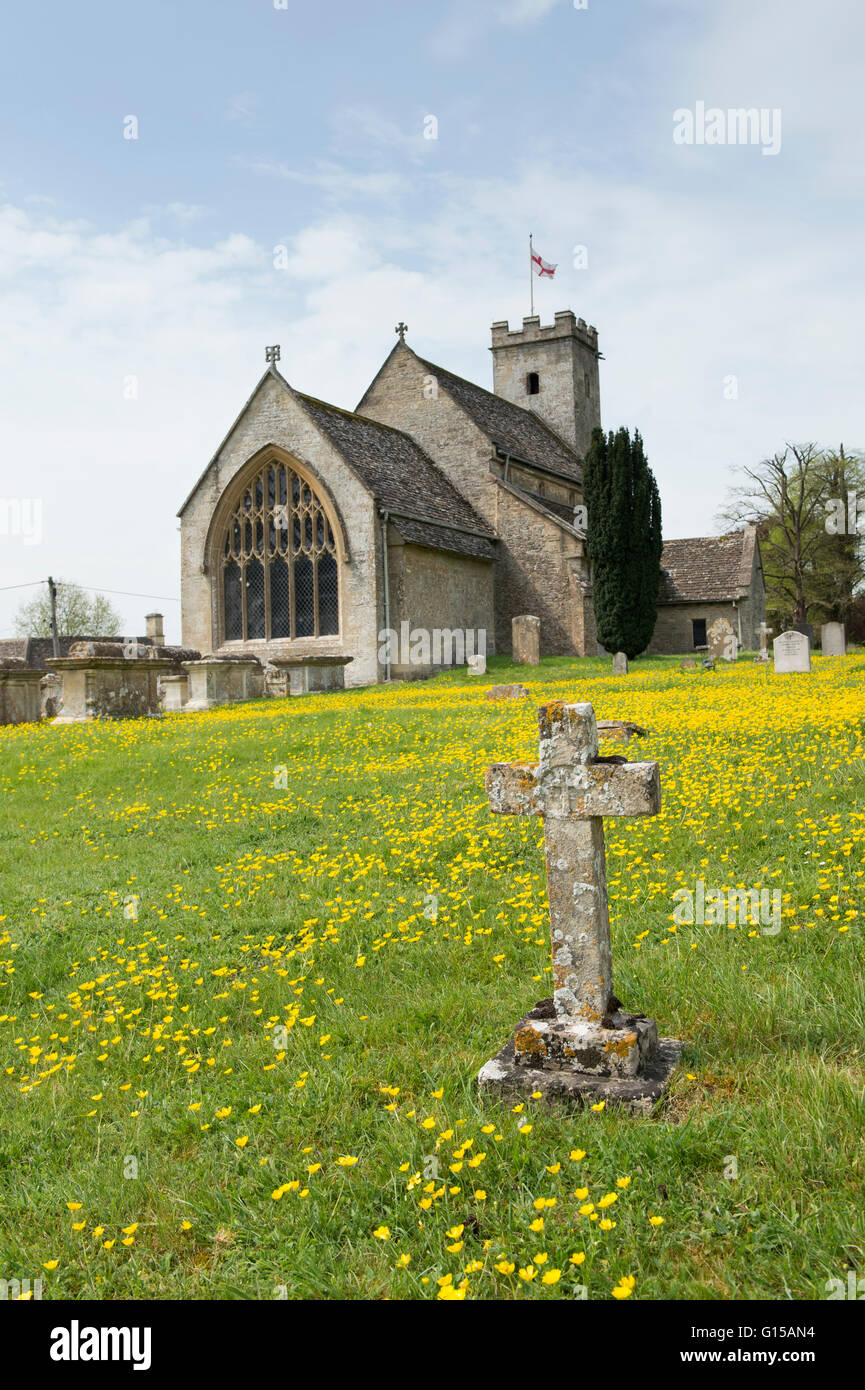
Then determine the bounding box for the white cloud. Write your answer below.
[225,91,259,124]
[246,157,407,202]
[497,0,561,27]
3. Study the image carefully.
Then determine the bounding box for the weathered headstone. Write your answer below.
[707,616,738,661]
[485,683,529,701]
[821,622,846,657]
[512,615,540,666]
[773,629,811,673]
[467,653,486,676]
[597,719,647,742]
[756,620,773,662]
[612,652,628,675]
[478,701,682,1112]
[680,657,697,672]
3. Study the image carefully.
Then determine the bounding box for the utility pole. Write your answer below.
[48,576,60,658]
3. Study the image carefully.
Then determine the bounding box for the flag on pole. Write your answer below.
[531,248,557,279]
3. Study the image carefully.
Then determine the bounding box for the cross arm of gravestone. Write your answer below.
[485,701,661,1021]
[486,702,660,821]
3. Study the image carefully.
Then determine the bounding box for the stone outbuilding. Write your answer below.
[647,524,765,654]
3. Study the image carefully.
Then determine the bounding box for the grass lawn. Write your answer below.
[1,652,864,1301]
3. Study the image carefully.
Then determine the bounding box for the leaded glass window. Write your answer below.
[222,461,339,641]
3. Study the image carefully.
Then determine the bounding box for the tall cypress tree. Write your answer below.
[583,426,663,659]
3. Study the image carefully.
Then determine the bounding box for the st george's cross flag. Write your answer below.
[531,248,557,278]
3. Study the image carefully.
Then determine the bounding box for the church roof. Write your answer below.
[294,391,498,561]
[658,526,759,604]
[413,354,583,481]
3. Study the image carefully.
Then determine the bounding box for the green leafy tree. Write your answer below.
[584,426,663,659]
[13,580,123,638]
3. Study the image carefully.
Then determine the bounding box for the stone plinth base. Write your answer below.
[160,674,189,711]
[266,655,352,697]
[514,1010,659,1079]
[478,1000,683,1116]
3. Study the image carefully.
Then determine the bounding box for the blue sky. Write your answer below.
[1,0,862,639]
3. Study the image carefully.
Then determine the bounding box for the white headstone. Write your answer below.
[612,652,628,675]
[467,653,486,676]
[707,616,738,661]
[773,630,811,673]
[821,622,846,657]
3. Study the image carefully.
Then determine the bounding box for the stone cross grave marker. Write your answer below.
[773,629,811,673]
[477,701,682,1112]
[707,615,738,661]
[757,621,773,662]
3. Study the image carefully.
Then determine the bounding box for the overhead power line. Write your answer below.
[0,578,179,602]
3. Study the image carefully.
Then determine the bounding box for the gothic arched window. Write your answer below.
[222,460,339,642]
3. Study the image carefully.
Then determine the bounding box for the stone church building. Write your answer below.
[178,311,764,684]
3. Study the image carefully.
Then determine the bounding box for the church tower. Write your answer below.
[490,310,601,457]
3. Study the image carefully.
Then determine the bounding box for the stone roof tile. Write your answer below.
[659,527,757,603]
[413,355,583,481]
[295,392,498,556]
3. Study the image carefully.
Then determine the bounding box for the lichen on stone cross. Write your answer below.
[486,701,660,1024]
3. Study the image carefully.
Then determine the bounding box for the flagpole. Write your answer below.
[529,233,534,316]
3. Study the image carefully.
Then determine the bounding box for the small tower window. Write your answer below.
[584,371,591,397]
[526,372,540,395]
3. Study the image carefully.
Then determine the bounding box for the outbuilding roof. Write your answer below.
[659,526,759,603]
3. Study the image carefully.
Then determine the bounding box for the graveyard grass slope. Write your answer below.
[1,654,864,1301]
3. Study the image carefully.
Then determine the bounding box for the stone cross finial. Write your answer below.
[395,321,408,342]
[486,701,660,1022]
[757,620,773,662]
[266,345,281,365]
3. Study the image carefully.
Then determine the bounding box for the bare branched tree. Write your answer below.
[720,442,865,627]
